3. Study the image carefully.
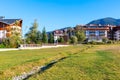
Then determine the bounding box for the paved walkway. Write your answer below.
[0,45,69,52]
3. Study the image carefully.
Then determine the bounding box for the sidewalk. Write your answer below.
[0,48,18,51]
[0,45,69,51]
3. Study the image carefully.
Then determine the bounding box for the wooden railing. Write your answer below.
[20,44,42,47]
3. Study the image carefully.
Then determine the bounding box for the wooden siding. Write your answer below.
[0,20,22,38]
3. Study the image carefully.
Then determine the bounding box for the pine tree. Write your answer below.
[49,33,54,43]
[42,27,48,43]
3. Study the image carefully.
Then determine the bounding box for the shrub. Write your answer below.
[102,37,108,43]
[58,37,65,43]
[0,44,5,48]
[107,40,113,44]
[87,41,104,45]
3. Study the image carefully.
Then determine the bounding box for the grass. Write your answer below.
[1,44,120,80]
[0,45,86,80]
[29,44,120,80]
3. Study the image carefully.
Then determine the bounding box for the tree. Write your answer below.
[2,20,22,48]
[102,37,108,43]
[75,30,86,43]
[42,27,48,43]
[25,20,41,44]
[49,33,54,43]
[59,37,64,43]
[70,36,78,44]
[36,31,42,44]
[74,25,82,31]
[74,25,86,43]
[9,32,22,47]
[2,38,10,48]
[2,32,22,48]
[67,27,73,38]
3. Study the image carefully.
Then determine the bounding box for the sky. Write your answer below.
[0,0,120,36]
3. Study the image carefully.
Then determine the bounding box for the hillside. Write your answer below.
[87,17,120,26]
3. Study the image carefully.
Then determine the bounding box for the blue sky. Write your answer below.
[0,0,120,36]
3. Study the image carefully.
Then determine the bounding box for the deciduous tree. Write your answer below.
[25,20,41,44]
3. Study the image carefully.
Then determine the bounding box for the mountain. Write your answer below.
[87,17,120,26]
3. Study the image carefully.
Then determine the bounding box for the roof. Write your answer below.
[113,26,120,31]
[0,19,22,25]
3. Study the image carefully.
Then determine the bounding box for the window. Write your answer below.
[89,31,95,35]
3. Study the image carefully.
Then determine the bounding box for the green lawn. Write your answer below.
[1,44,120,80]
[0,45,85,79]
[29,45,120,80]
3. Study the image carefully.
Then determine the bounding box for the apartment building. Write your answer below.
[113,26,120,40]
[83,24,110,42]
[0,18,22,42]
[48,24,120,43]
[53,27,69,42]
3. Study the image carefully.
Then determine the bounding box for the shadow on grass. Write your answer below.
[23,57,68,80]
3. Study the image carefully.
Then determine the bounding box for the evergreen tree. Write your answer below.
[42,27,48,43]
[36,31,42,43]
[49,33,54,43]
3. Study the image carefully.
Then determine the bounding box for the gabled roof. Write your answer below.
[0,19,22,25]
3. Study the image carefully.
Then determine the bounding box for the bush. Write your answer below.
[107,40,113,44]
[90,41,96,45]
[87,41,104,45]
[58,37,65,43]
[102,37,108,43]
[0,44,5,48]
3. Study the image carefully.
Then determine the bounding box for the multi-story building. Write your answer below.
[53,27,69,42]
[113,26,120,40]
[83,24,110,42]
[48,24,120,43]
[0,18,22,42]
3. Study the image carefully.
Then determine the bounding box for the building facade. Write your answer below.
[48,24,120,43]
[0,18,22,42]
[84,25,110,42]
[113,27,120,40]
[53,27,69,43]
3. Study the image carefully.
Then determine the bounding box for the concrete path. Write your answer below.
[0,45,69,52]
